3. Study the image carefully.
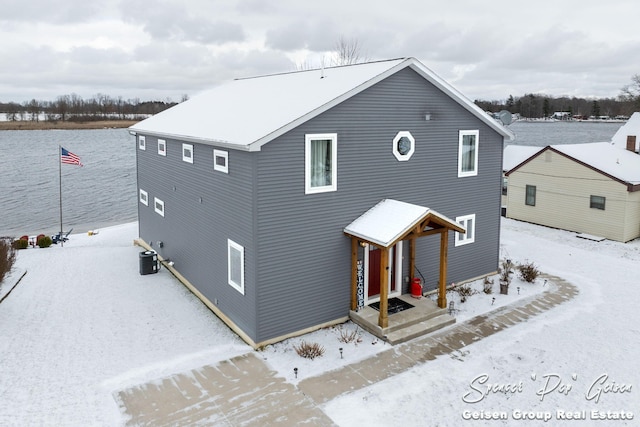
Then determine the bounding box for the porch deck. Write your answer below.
[350,294,455,345]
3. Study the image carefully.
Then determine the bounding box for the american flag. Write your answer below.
[61,147,83,166]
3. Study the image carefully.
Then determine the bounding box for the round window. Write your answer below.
[397,136,412,155]
[392,131,415,161]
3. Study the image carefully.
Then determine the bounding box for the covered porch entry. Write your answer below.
[343,199,466,343]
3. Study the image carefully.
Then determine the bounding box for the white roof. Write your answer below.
[611,112,640,151]
[550,142,640,185]
[503,145,543,172]
[343,199,463,248]
[130,57,514,151]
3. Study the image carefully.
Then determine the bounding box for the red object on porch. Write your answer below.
[411,277,422,299]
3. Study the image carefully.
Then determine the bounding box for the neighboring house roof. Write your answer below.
[130,57,514,151]
[503,145,543,172]
[611,112,640,151]
[343,199,464,248]
[506,142,640,187]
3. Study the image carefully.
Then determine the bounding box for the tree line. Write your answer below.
[0,93,187,122]
[475,75,640,119]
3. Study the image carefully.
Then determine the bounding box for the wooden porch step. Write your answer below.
[385,313,456,345]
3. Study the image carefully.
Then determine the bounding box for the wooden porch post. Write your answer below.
[378,247,389,328]
[409,237,416,281]
[437,229,448,308]
[350,238,358,311]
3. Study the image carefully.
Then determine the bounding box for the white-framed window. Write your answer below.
[213,149,229,173]
[182,143,193,163]
[392,131,415,161]
[305,133,337,194]
[458,130,479,177]
[525,185,536,206]
[158,139,166,156]
[455,214,475,246]
[227,239,245,294]
[139,189,148,206]
[154,197,165,217]
[138,135,146,150]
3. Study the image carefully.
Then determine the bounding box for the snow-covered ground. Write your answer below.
[1,219,638,426]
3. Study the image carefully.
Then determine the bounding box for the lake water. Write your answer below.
[0,121,623,237]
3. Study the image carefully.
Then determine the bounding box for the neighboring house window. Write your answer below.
[525,185,536,206]
[182,143,193,163]
[458,130,479,177]
[227,239,245,295]
[455,214,476,246]
[305,133,337,194]
[154,197,165,217]
[392,131,415,161]
[138,135,146,150]
[590,195,606,210]
[502,176,508,196]
[158,139,166,156]
[139,189,148,206]
[213,149,229,173]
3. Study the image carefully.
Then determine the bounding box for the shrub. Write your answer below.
[337,326,361,344]
[1,237,17,283]
[454,283,478,303]
[518,261,540,283]
[483,276,494,294]
[13,239,29,250]
[37,235,52,248]
[293,341,325,360]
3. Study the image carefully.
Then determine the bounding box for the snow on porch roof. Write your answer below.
[343,199,464,248]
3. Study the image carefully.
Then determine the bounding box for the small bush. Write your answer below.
[454,283,478,303]
[37,235,52,248]
[293,341,325,360]
[13,239,29,250]
[1,237,17,283]
[483,276,494,294]
[337,326,361,344]
[518,261,540,283]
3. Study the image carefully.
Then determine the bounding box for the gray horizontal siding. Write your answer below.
[254,67,503,341]
[136,136,257,337]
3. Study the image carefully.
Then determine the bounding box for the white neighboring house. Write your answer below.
[611,111,640,152]
[502,145,543,208]
[505,139,640,242]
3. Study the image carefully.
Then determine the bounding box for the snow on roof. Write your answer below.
[611,112,640,151]
[503,145,543,172]
[343,199,462,248]
[130,57,513,151]
[550,142,640,185]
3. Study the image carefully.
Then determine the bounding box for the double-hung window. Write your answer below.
[158,139,166,156]
[227,239,245,295]
[458,130,479,177]
[305,133,337,194]
[455,214,476,246]
[525,185,536,206]
[138,135,146,150]
[182,143,193,163]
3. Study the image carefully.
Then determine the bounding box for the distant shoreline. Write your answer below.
[0,120,139,131]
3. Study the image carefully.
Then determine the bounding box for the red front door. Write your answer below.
[368,247,381,297]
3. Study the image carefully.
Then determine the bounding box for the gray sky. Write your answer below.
[1,0,638,103]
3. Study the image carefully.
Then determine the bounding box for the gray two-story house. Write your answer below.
[131,57,513,347]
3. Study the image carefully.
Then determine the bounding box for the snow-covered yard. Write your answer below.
[1,219,638,426]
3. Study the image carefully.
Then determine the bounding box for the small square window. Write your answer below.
[455,214,475,246]
[305,133,337,194]
[158,139,166,156]
[525,185,536,206]
[227,239,244,294]
[138,135,146,150]
[458,130,479,177]
[139,189,148,206]
[213,149,228,173]
[154,197,165,217]
[590,195,606,210]
[183,143,193,163]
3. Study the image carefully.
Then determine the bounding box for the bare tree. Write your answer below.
[620,74,640,112]
[330,36,369,66]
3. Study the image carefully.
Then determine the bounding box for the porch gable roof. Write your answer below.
[343,199,465,248]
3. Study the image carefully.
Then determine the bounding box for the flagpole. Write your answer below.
[59,145,63,248]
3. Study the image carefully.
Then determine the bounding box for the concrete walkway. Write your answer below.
[115,273,577,426]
